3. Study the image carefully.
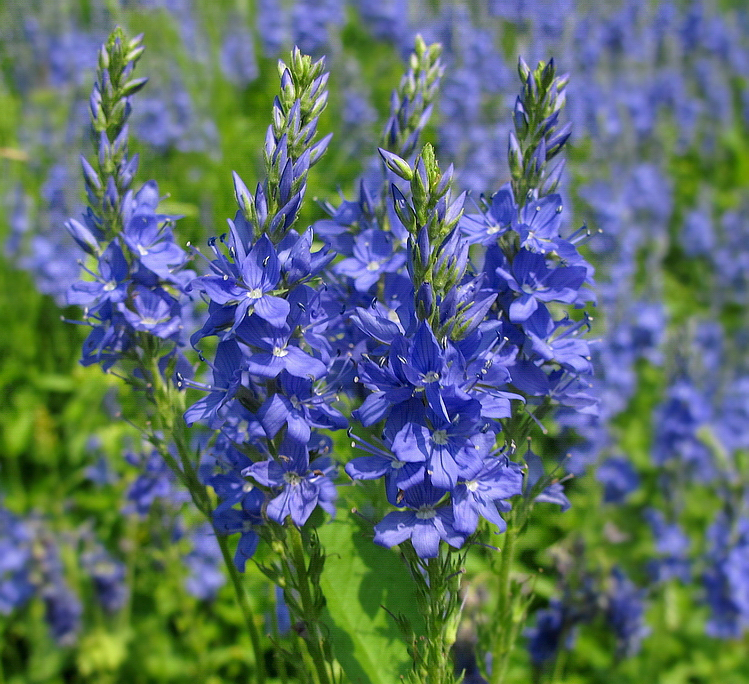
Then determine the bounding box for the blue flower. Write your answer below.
[596,457,639,504]
[83,547,128,613]
[42,579,82,646]
[0,507,34,615]
[391,388,490,490]
[247,437,337,526]
[452,456,523,535]
[345,430,426,506]
[460,183,517,245]
[122,183,187,284]
[494,248,587,323]
[257,371,348,443]
[209,454,266,513]
[704,513,749,638]
[219,18,258,87]
[373,478,465,558]
[67,241,130,309]
[605,568,649,658]
[643,508,690,583]
[213,499,264,573]
[235,316,326,380]
[121,286,182,339]
[398,321,447,391]
[194,234,290,331]
[513,194,564,254]
[183,340,246,428]
[525,599,571,666]
[334,228,406,291]
[351,350,414,426]
[523,309,594,377]
[183,523,227,601]
[124,448,189,517]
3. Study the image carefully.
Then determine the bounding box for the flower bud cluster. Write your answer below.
[85,29,148,238]
[509,57,570,206]
[234,48,332,245]
[382,35,444,159]
[380,144,480,344]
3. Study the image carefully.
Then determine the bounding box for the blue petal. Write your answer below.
[351,307,402,344]
[391,423,430,463]
[428,444,459,490]
[197,275,244,304]
[249,459,285,488]
[245,352,286,378]
[234,531,260,572]
[477,500,507,532]
[242,234,280,290]
[373,511,416,549]
[509,293,538,322]
[254,294,290,327]
[452,487,479,535]
[258,394,291,438]
[353,392,390,426]
[266,488,292,523]
[282,346,327,379]
[411,519,441,558]
[345,456,390,480]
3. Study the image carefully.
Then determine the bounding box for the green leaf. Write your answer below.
[317,512,421,684]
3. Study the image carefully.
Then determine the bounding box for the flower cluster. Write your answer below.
[336,58,596,559]
[704,512,749,639]
[0,503,132,645]
[182,48,343,570]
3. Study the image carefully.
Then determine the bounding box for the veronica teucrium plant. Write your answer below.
[65,28,271,683]
[335,58,596,684]
[67,26,596,684]
[182,46,341,684]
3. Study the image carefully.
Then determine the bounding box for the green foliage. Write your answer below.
[317,512,416,684]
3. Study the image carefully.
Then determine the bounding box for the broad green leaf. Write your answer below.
[318,512,421,684]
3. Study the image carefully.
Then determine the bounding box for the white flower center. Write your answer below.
[366,260,380,271]
[422,371,440,383]
[247,287,263,299]
[466,480,479,492]
[390,460,406,470]
[104,281,116,292]
[416,505,436,520]
[272,346,289,357]
[431,429,448,445]
[283,471,302,486]
[486,223,501,235]
[242,481,254,493]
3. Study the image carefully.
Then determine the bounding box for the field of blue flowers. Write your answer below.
[2,0,749,682]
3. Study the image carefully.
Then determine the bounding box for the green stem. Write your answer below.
[490,511,519,684]
[424,557,450,684]
[288,527,333,684]
[215,533,268,684]
[0,627,6,684]
[550,643,568,684]
[141,343,267,684]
